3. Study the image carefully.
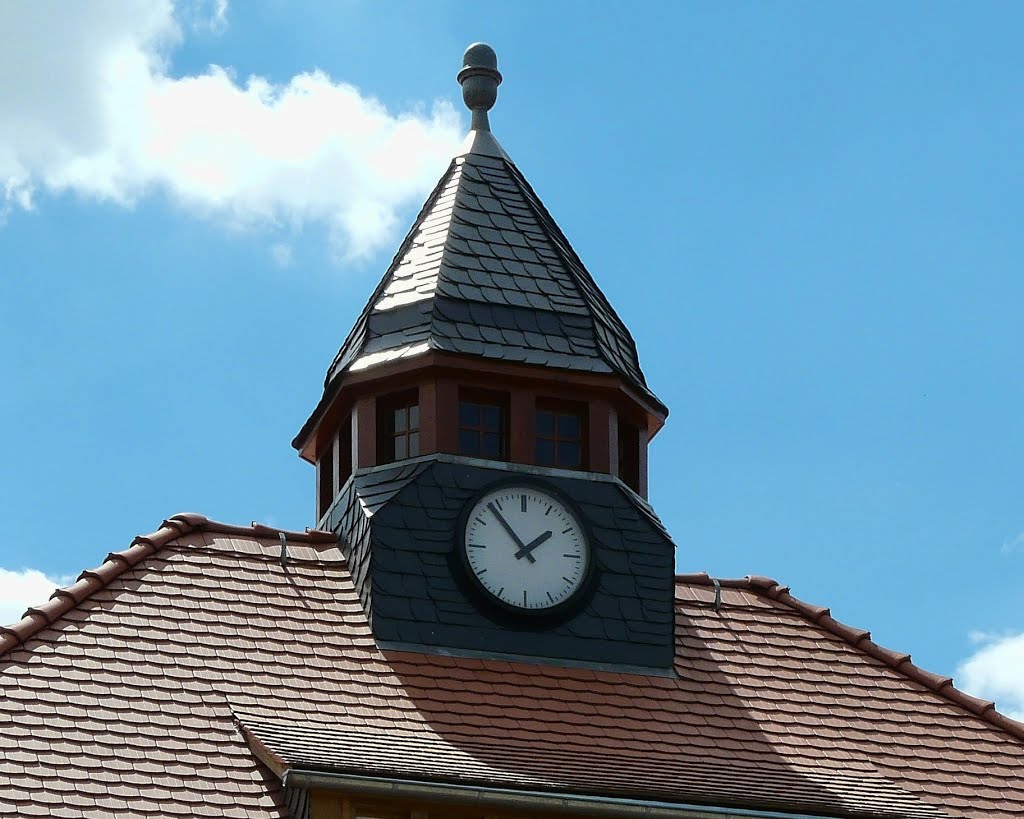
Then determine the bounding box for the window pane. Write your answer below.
[483,432,502,458]
[409,432,419,457]
[536,439,555,465]
[459,429,480,455]
[394,435,407,460]
[536,410,554,436]
[557,441,580,467]
[409,404,419,430]
[557,412,580,439]
[459,402,479,427]
[482,404,501,431]
[393,408,407,434]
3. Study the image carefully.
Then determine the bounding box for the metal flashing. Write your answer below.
[284,770,920,819]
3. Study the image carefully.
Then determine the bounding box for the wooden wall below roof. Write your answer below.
[310,791,573,819]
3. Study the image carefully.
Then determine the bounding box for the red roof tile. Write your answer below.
[1,516,1021,818]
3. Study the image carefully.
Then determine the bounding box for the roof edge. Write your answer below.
[286,768,854,819]
[293,159,462,454]
[0,513,337,658]
[676,572,1024,744]
[499,156,665,414]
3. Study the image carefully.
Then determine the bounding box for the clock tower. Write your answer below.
[293,44,676,670]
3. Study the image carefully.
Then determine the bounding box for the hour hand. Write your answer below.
[515,530,552,561]
[487,502,536,564]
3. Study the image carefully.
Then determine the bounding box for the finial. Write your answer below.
[457,43,502,132]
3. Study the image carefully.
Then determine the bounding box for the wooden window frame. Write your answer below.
[337,413,354,489]
[377,389,420,464]
[535,397,588,470]
[317,441,335,522]
[457,387,509,460]
[617,413,641,493]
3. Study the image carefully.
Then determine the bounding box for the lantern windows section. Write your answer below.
[457,389,508,460]
[535,400,587,470]
[378,390,420,464]
[317,443,334,523]
[618,415,641,493]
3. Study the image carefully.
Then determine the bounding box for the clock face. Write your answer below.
[462,483,590,612]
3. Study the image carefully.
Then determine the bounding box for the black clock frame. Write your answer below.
[453,475,599,624]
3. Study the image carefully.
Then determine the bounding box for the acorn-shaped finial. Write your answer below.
[457,43,502,132]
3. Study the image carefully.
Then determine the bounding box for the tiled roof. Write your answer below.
[296,135,663,448]
[2,516,1023,818]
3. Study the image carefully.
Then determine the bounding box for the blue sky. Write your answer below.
[1,1,1022,714]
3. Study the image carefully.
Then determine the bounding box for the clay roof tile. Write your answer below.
[2,521,1021,819]
[676,572,1024,745]
[0,514,338,657]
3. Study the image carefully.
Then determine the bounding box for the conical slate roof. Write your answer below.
[294,46,664,449]
[322,135,660,409]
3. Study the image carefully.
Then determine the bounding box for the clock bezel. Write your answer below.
[455,476,597,620]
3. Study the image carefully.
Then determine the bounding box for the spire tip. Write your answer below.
[458,43,502,132]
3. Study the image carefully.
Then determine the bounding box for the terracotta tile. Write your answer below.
[2,518,1023,818]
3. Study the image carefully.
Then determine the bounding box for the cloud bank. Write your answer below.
[0,1,462,258]
[0,568,71,627]
[958,631,1024,721]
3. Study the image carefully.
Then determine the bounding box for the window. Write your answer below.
[338,413,353,488]
[618,415,641,493]
[378,390,419,464]
[317,441,334,521]
[535,400,586,469]
[458,390,507,459]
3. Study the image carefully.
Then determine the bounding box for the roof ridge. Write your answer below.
[324,158,458,387]
[500,156,663,412]
[0,513,336,658]
[676,571,1024,744]
[293,158,460,451]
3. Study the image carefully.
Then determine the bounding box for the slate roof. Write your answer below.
[296,132,663,448]
[3,514,1023,819]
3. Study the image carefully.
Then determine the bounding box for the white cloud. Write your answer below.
[1001,532,1024,555]
[179,0,228,33]
[957,631,1024,721]
[271,242,294,269]
[0,1,463,259]
[0,568,73,627]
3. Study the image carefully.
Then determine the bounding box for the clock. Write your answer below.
[460,482,591,612]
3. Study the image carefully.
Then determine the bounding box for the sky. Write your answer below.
[1,1,1022,718]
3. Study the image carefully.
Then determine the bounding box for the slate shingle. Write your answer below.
[312,137,663,435]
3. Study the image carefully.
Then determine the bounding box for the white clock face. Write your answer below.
[462,484,590,611]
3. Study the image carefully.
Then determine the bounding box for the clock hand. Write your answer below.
[515,530,552,561]
[487,502,536,564]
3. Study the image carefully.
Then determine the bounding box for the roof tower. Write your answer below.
[294,44,665,507]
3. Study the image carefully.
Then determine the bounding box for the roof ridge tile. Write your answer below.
[675,571,1024,744]
[0,513,337,657]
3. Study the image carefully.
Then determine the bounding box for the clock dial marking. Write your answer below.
[463,484,590,611]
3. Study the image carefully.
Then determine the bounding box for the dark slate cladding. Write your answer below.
[325,460,431,619]
[328,456,676,669]
[430,296,608,370]
[312,142,663,418]
[282,785,309,819]
[321,161,459,382]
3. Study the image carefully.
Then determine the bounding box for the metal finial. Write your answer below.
[457,43,502,132]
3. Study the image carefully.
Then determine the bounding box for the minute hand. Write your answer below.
[515,530,552,561]
[487,502,536,564]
